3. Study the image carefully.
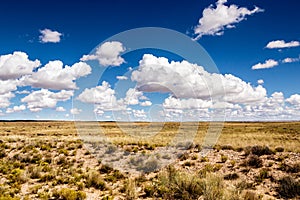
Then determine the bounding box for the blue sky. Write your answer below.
[0,0,300,121]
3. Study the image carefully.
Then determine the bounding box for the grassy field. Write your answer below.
[0,121,299,199]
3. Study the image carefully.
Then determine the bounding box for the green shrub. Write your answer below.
[220,154,228,163]
[27,165,41,179]
[52,188,86,200]
[255,168,269,183]
[154,165,204,199]
[86,170,106,190]
[123,178,137,200]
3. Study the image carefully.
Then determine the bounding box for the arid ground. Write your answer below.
[0,121,299,199]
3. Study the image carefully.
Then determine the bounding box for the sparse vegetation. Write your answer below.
[0,121,299,199]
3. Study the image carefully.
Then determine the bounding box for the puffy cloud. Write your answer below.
[140,101,152,107]
[116,75,128,80]
[124,88,144,105]
[81,41,125,67]
[266,40,300,49]
[257,79,264,84]
[132,109,147,119]
[77,81,126,113]
[56,106,66,112]
[0,51,40,80]
[0,79,18,95]
[251,59,278,70]
[194,0,263,39]
[22,61,91,90]
[222,75,267,104]
[0,92,15,108]
[70,108,82,115]
[163,96,212,110]
[39,28,62,43]
[6,105,26,114]
[282,57,300,63]
[286,94,300,107]
[132,54,266,104]
[21,89,73,112]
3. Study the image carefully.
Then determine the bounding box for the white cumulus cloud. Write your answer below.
[132,54,266,104]
[0,79,19,95]
[282,57,300,63]
[124,88,145,105]
[0,51,41,80]
[39,29,62,43]
[70,108,82,115]
[56,106,66,112]
[194,0,263,39]
[132,109,147,119]
[77,81,126,114]
[140,101,152,107]
[286,94,300,107]
[266,40,300,49]
[251,59,278,70]
[22,61,91,90]
[0,92,15,108]
[6,105,26,114]
[21,89,73,112]
[257,79,264,85]
[81,41,125,67]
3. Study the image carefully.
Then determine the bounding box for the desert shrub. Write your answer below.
[183,161,195,167]
[279,162,300,173]
[138,158,160,172]
[243,155,262,168]
[154,166,204,200]
[8,168,27,184]
[250,145,274,156]
[200,156,209,162]
[28,153,43,164]
[27,165,41,179]
[105,145,117,154]
[191,154,198,160]
[220,154,228,163]
[255,168,269,183]
[162,154,171,160]
[277,176,300,198]
[104,170,124,183]
[56,155,69,166]
[86,170,106,190]
[39,173,55,182]
[123,178,137,200]
[0,195,20,200]
[224,173,239,180]
[236,181,255,190]
[220,144,234,150]
[52,188,86,200]
[99,164,114,174]
[202,173,224,200]
[0,149,6,158]
[243,190,259,200]
[275,146,284,152]
[178,152,189,161]
[198,164,222,178]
